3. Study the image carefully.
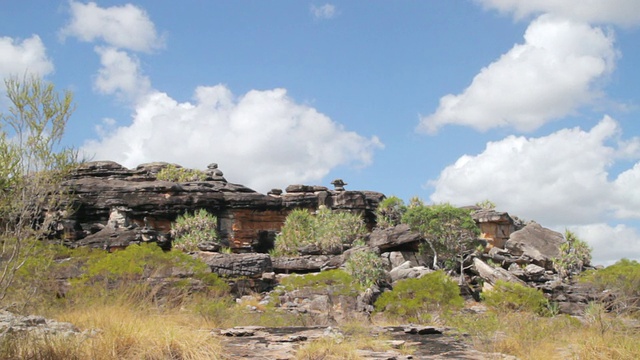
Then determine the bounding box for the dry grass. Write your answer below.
[1,304,224,360]
[448,310,640,360]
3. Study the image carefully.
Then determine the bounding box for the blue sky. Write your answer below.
[1,1,639,265]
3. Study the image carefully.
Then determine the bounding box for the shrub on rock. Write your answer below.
[156,164,207,182]
[171,209,220,252]
[273,206,366,256]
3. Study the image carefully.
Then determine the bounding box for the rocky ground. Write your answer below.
[208,325,515,360]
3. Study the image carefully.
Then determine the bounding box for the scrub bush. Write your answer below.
[171,209,219,252]
[345,249,387,288]
[482,280,549,315]
[374,271,463,323]
[273,207,366,256]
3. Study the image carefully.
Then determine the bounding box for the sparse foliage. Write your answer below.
[581,259,640,315]
[156,164,207,182]
[375,196,406,228]
[345,249,387,288]
[0,75,79,304]
[554,229,591,279]
[475,199,496,210]
[171,209,219,252]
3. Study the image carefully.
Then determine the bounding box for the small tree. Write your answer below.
[0,75,79,303]
[401,202,480,281]
[374,196,406,228]
[554,229,591,279]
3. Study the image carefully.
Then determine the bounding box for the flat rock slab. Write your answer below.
[215,326,516,359]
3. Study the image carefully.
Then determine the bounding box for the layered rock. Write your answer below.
[59,161,384,252]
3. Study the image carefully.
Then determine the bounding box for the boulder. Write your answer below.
[382,251,421,269]
[271,255,334,273]
[369,224,422,251]
[194,252,272,278]
[505,222,565,269]
[473,258,527,287]
[389,261,432,282]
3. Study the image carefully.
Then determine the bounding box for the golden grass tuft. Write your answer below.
[447,310,640,360]
[58,304,223,360]
[0,304,224,360]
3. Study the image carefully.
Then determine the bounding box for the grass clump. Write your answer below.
[374,271,463,323]
[273,206,366,256]
[482,280,550,315]
[171,209,219,252]
[156,164,207,182]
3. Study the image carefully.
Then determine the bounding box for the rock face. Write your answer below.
[505,222,565,269]
[472,208,520,249]
[369,224,422,251]
[195,252,273,278]
[59,161,384,252]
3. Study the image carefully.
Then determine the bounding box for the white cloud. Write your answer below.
[429,116,640,264]
[82,86,383,192]
[568,223,640,266]
[612,163,640,218]
[0,35,53,79]
[475,0,640,27]
[418,15,617,134]
[311,4,337,20]
[60,1,164,53]
[429,116,635,226]
[93,46,151,102]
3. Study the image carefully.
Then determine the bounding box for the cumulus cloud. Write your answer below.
[612,163,640,218]
[475,0,640,27]
[60,1,164,52]
[310,4,337,20]
[82,86,383,192]
[0,35,53,79]
[428,116,633,225]
[429,116,640,264]
[93,46,151,101]
[418,15,617,134]
[569,223,640,266]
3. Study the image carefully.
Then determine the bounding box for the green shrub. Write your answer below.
[375,196,407,228]
[70,243,228,304]
[580,259,640,314]
[156,164,208,182]
[279,269,362,296]
[273,209,315,256]
[273,206,366,256]
[171,209,219,252]
[374,271,463,323]
[345,249,387,288]
[314,207,367,253]
[482,280,549,315]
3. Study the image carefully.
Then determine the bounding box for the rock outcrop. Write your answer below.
[504,222,565,269]
[59,161,384,252]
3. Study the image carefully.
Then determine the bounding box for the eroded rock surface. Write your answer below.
[216,325,517,359]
